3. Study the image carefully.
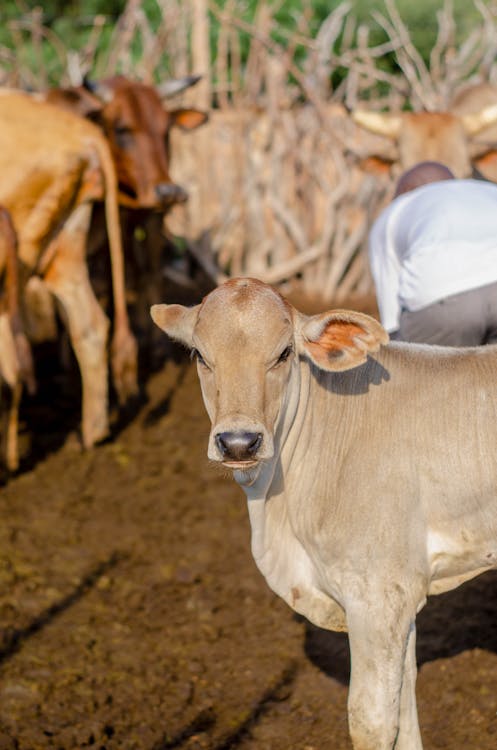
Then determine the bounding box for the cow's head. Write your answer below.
[151,278,387,485]
[352,107,497,177]
[46,75,208,209]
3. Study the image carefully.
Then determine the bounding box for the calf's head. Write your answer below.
[151,278,387,482]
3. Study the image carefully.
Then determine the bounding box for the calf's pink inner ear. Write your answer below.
[171,109,208,130]
[314,320,368,351]
[302,314,388,371]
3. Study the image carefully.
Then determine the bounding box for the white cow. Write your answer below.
[351,105,497,177]
[151,277,497,750]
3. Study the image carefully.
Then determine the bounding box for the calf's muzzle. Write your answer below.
[215,431,263,462]
[155,182,188,206]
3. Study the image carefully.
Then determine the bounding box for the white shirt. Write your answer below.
[369,179,497,332]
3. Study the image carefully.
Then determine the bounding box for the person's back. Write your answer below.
[369,165,497,345]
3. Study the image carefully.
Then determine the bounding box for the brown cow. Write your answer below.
[0,91,137,449]
[352,105,497,177]
[44,75,208,333]
[44,75,208,208]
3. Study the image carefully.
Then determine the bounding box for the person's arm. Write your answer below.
[368,209,403,334]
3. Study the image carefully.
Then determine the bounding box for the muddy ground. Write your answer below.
[0,284,497,750]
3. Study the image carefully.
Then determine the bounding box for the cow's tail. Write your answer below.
[91,136,138,402]
[0,206,36,396]
[0,207,36,472]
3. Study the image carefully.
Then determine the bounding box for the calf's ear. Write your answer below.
[297,310,388,372]
[170,109,209,130]
[150,303,199,348]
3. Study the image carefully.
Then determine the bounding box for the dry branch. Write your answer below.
[3,0,497,303]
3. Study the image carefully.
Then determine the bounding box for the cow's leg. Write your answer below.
[346,599,421,750]
[135,212,167,352]
[0,312,23,472]
[396,623,423,749]
[43,205,110,448]
[4,381,22,472]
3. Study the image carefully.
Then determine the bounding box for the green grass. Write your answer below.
[0,0,488,87]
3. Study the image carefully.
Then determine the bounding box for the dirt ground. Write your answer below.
[0,285,497,750]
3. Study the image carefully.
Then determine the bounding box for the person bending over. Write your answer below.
[369,160,497,345]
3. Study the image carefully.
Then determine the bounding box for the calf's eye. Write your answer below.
[191,348,209,368]
[114,124,132,147]
[276,346,293,365]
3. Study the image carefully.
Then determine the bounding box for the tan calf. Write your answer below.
[152,277,497,750]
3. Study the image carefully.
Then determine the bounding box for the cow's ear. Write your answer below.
[150,303,199,348]
[297,310,389,372]
[169,109,209,130]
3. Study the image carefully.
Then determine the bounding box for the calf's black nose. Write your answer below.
[155,182,188,204]
[215,431,263,461]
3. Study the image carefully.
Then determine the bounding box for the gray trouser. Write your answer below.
[395,281,497,346]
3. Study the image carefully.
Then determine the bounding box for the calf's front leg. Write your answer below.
[346,599,422,750]
[396,622,423,749]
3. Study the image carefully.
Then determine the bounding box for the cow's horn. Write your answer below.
[82,77,114,104]
[461,104,497,135]
[352,109,403,139]
[156,75,202,99]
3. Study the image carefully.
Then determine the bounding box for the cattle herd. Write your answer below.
[0,76,207,472]
[2,77,497,475]
[1,70,497,749]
